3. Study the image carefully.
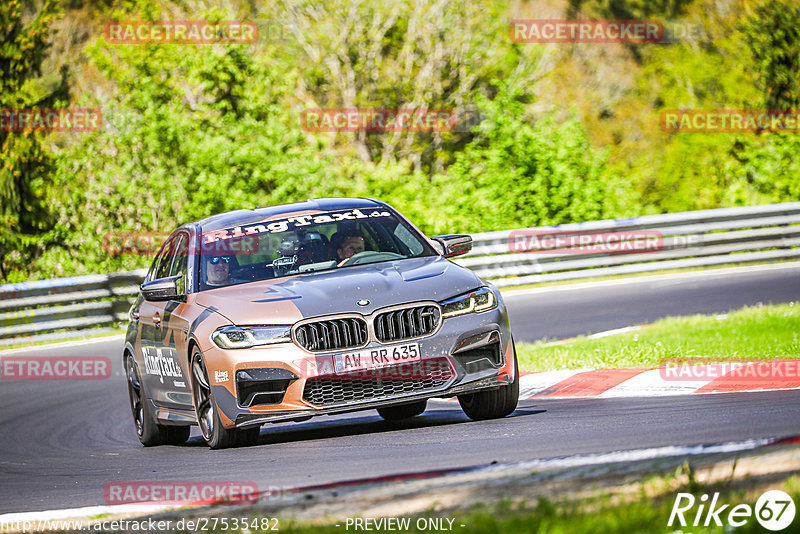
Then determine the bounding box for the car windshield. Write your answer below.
[199,207,435,290]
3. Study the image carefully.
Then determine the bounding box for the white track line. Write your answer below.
[597,368,713,397]
[480,437,781,473]
[586,325,645,339]
[518,369,586,398]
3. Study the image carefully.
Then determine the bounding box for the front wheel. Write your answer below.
[458,344,519,421]
[191,347,258,449]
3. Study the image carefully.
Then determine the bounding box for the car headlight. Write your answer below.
[440,287,497,318]
[211,325,292,349]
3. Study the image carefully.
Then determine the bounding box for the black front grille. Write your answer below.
[302,358,453,407]
[294,318,368,352]
[374,305,440,343]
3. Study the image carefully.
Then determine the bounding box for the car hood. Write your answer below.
[192,255,482,325]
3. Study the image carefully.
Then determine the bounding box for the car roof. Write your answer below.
[194,197,387,232]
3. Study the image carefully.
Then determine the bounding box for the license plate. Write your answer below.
[333,343,420,374]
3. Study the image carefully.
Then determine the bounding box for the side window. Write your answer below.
[392,222,424,255]
[168,233,188,294]
[147,246,167,282]
[154,238,176,280]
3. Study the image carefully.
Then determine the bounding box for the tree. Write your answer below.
[280,0,544,174]
[434,85,632,232]
[41,4,348,277]
[0,0,69,280]
[741,0,800,111]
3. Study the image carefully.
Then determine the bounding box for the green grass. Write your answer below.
[516,303,800,372]
[246,475,800,534]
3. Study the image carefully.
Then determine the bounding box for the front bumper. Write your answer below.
[234,371,509,428]
[203,301,515,429]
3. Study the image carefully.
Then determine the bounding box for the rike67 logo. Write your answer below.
[669,490,796,531]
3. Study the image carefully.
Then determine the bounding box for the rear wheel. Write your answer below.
[125,352,189,446]
[377,400,427,421]
[191,347,257,449]
[458,344,519,421]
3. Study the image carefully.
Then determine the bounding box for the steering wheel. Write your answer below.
[337,251,403,267]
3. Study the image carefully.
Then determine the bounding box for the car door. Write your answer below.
[131,244,165,394]
[139,235,187,407]
[151,232,194,408]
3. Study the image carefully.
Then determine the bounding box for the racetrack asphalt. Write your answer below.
[503,263,800,342]
[0,263,798,514]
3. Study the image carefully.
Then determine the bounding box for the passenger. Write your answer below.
[205,255,232,286]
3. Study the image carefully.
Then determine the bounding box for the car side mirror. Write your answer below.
[141,275,184,302]
[432,234,472,258]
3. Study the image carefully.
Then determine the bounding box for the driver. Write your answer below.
[205,255,232,286]
[336,233,365,262]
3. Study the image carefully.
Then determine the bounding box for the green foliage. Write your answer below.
[0,0,69,280]
[280,0,542,173]
[567,0,693,19]
[6,0,800,282]
[434,85,633,232]
[740,0,800,110]
[26,0,627,279]
[39,3,346,277]
[618,0,799,213]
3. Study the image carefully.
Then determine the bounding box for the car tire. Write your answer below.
[190,347,240,449]
[458,343,519,421]
[377,400,427,421]
[125,352,189,446]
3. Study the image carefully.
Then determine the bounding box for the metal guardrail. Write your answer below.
[1,202,799,346]
[0,270,147,346]
[454,202,800,286]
